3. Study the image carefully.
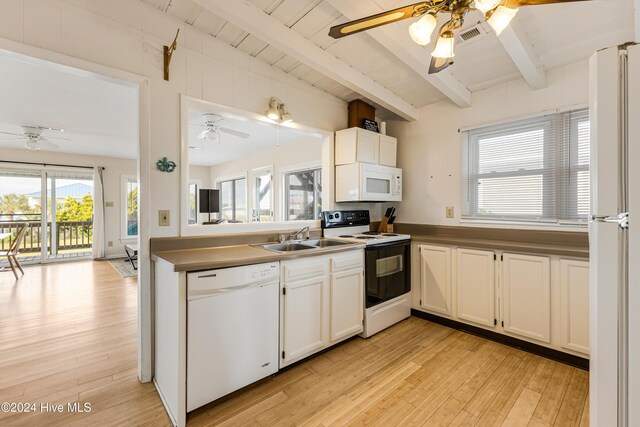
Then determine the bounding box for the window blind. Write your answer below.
[462,108,590,224]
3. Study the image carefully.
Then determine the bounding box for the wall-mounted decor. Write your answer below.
[163,29,180,81]
[156,157,177,173]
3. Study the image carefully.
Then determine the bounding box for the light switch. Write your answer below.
[107,241,113,247]
[159,210,170,226]
[105,201,114,207]
[446,206,454,218]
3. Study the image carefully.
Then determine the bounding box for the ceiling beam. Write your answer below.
[192,0,418,121]
[325,0,471,108]
[496,18,546,90]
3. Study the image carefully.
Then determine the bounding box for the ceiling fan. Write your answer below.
[328,0,589,74]
[194,114,250,144]
[0,125,71,151]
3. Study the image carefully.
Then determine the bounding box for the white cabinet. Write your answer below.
[419,245,452,316]
[559,259,590,355]
[502,253,551,343]
[457,248,496,328]
[335,127,397,167]
[379,134,397,166]
[280,250,363,367]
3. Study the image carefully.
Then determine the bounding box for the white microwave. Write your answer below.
[335,163,402,202]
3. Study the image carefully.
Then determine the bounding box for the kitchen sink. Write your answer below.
[303,239,351,248]
[256,242,316,252]
[256,239,353,253]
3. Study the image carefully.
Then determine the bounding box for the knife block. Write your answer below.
[386,224,394,233]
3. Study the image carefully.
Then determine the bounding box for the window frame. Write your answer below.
[120,174,138,239]
[282,165,322,221]
[462,108,590,226]
[215,174,247,222]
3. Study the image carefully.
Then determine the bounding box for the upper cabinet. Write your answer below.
[335,127,397,167]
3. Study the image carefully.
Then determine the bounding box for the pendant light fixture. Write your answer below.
[486,5,519,35]
[431,30,455,59]
[408,13,438,45]
[474,0,501,13]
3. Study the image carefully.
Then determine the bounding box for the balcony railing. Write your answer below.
[0,214,92,254]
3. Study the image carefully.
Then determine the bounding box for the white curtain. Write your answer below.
[92,166,105,259]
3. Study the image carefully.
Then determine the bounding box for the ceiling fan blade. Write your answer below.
[0,131,24,137]
[0,137,24,141]
[46,136,72,142]
[219,128,249,139]
[429,56,453,74]
[328,2,428,39]
[38,138,59,149]
[506,0,590,6]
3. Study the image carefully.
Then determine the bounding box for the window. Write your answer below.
[122,175,138,237]
[284,168,322,220]
[462,109,589,224]
[219,177,246,222]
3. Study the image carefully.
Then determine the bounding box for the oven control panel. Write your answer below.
[321,210,370,228]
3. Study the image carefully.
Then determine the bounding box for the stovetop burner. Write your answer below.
[382,233,398,236]
[356,236,377,240]
[339,235,354,238]
[361,231,381,235]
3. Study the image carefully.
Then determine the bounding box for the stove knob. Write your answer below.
[329,214,334,219]
[335,213,340,219]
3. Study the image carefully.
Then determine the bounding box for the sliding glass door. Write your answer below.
[0,168,93,264]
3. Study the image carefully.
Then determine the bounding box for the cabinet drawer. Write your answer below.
[282,258,328,282]
[330,251,363,272]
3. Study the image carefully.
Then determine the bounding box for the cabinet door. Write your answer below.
[502,253,551,343]
[419,245,452,315]
[378,135,397,166]
[559,259,590,355]
[281,275,328,365]
[457,248,495,327]
[356,128,379,164]
[330,268,364,342]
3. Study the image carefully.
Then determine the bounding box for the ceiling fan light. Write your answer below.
[486,6,518,36]
[408,13,437,46]
[474,0,501,13]
[25,139,40,151]
[205,129,220,142]
[431,31,455,59]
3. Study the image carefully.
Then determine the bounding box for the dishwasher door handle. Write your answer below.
[188,281,277,299]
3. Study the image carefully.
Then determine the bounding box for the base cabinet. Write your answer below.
[416,243,589,358]
[457,248,496,328]
[281,274,328,364]
[419,245,452,316]
[280,250,364,367]
[502,253,551,343]
[559,259,590,355]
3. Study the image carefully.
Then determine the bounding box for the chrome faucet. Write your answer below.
[289,226,310,241]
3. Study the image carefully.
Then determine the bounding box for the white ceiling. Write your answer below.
[188,107,324,166]
[0,51,138,158]
[143,0,635,118]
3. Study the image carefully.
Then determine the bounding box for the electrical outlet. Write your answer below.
[446,206,454,218]
[107,241,113,247]
[159,210,170,226]
[105,201,114,207]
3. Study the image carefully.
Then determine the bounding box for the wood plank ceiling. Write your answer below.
[143,0,635,120]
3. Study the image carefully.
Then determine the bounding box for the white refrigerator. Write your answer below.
[589,43,639,427]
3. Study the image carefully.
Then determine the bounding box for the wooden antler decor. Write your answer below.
[163,29,180,81]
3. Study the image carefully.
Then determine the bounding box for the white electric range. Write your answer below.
[321,210,411,338]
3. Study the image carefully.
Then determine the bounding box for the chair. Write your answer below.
[1,223,28,280]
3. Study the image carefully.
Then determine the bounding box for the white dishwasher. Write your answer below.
[186,262,279,412]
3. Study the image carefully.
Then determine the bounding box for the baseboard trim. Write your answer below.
[411,309,589,371]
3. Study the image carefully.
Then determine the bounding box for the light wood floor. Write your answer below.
[0,261,589,426]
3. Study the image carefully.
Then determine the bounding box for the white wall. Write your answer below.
[388,60,589,229]
[0,147,136,257]
[0,0,350,239]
